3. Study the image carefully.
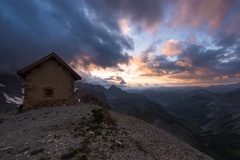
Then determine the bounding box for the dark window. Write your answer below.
[44,88,54,97]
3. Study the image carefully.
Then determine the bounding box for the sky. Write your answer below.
[0,0,240,88]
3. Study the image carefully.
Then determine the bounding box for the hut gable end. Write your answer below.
[17,52,81,110]
[17,52,81,80]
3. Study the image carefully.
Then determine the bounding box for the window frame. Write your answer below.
[43,87,54,97]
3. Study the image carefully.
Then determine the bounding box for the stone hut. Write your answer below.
[17,52,81,110]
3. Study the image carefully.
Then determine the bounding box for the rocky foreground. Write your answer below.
[0,104,213,160]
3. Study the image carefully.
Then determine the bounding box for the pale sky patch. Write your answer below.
[119,19,131,35]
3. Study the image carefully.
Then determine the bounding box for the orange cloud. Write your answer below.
[162,39,182,56]
[176,59,192,68]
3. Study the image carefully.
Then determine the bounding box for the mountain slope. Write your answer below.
[130,89,183,106]
[0,105,212,160]
[167,89,240,160]
[105,85,172,123]
[75,83,173,124]
[76,84,194,137]
[75,83,205,154]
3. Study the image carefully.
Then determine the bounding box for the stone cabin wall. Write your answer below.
[23,58,75,110]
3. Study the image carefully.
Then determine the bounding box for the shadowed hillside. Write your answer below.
[167,89,240,160]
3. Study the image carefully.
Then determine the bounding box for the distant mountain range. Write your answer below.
[128,82,240,94]
[166,89,240,159]
[131,85,240,159]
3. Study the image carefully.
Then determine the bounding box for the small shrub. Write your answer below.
[91,109,103,124]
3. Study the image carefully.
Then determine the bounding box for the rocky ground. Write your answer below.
[0,104,213,160]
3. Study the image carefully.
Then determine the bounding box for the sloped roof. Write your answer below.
[17,52,81,80]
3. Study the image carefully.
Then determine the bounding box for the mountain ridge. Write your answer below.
[0,104,213,160]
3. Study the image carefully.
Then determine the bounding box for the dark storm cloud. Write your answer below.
[179,44,220,68]
[140,41,240,80]
[180,41,240,76]
[86,0,165,32]
[152,55,178,71]
[214,33,240,48]
[0,0,134,72]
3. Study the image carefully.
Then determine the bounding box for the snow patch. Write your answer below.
[74,88,79,92]
[0,83,6,87]
[2,92,23,105]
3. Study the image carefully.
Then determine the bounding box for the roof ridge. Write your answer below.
[17,52,81,80]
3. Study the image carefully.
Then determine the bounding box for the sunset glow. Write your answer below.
[0,0,240,88]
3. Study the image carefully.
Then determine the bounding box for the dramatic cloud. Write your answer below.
[175,58,192,68]
[0,0,133,72]
[162,39,183,56]
[138,42,240,83]
[86,0,165,33]
[105,76,126,85]
[214,31,240,48]
[1,0,240,86]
